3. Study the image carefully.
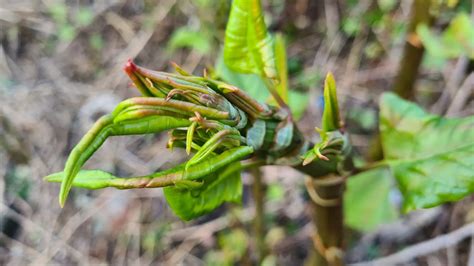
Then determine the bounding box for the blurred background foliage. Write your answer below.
[0,0,472,265]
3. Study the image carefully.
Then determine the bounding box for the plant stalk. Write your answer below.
[305,175,345,266]
[393,0,433,100]
[369,0,434,161]
[251,167,267,263]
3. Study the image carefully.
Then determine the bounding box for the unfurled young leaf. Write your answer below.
[380,93,474,211]
[224,0,276,79]
[164,161,243,220]
[417,12,474,59]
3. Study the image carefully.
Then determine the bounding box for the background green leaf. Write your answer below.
[392,145,473,211]
[288,91,309,120]
[167,27,212,54]
[346,93,474,231]
[417,12,474,59]
[380,93,473,160]
[344,167,398,231]
[380,93,474,211]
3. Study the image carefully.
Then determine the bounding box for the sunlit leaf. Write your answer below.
[224,0,276,79]
[380,93,474,211]
[347,93,474,230]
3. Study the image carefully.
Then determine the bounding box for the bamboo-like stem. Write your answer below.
[305,175,345,266]
[393,0,433,100]
[251,167,267,263]
[294,138,351,265]
[369,0,434,161]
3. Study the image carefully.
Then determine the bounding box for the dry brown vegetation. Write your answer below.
[0,0,472,265]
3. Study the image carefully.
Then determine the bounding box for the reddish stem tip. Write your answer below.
[124,59,137,74]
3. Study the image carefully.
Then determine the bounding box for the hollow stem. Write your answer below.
[305,175,345,266]
[369,0,434,161]
[393,0,433,100]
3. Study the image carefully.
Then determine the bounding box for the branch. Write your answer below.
[351,223,474,266]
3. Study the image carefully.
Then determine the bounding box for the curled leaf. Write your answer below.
[321,72,341,132]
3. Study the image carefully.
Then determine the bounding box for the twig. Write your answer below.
[446,73,474,116]
[468,236,474,266]
[0,203,97,265]
[35,190,116,264]
[164,202,281,264]
[0,231,46,262]
[352,223,474,266]
[431,57,469,114]
[94,0,177,92]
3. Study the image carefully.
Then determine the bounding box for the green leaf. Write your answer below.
[167,27,211,54]
[380,92,474,211]
[288,91,309,120]
[58,24,75,41]
[75,7,94,27]
[417,13,474,59]
[344,167,398,231]
[392,145,473,211]
[218,228,249,261]
[266,183,284,201]
[164,161,243,221]
[223,0,276,79]
[322,73,340,131]
[377,0,397,11]
[89,33,104,51]
[48,2,68,23]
